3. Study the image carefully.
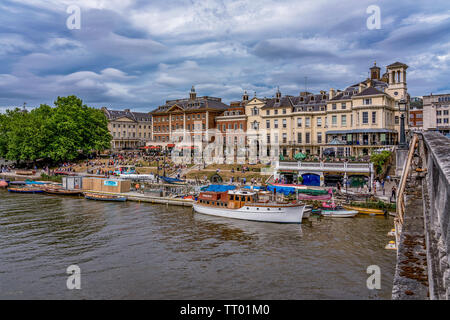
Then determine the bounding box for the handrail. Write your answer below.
[394,134,418,246]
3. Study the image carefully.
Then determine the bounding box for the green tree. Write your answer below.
[0,96,111,163]
[370,150,392,175]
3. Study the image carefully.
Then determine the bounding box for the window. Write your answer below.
[282,109,286,114]
[362,112,369,124]
[437,118,442,124]
[274,120,278,129]
[342,103,346,110]
[297,132,302,143]
[306,132,310,144]
[317,132,322,144]
[305,118,310,127]
[274,109,278,115]
[266,110,270,115]
[341,115,347,126]
[444,110,449,115]
[282,119,287,128]
[332,115,337,126]
[437,110,442,116]
[332,103,337,110]
[266,120,270,129]
[317,117,322,127]
[364,98,372,105]
[253,107,258,115]
[297,118,302,127]
[372,111,377,124]
[282,133,287,144]
[267,134,271,143]
[395,116,399,125]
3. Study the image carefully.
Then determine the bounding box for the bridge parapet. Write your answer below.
[422,132,450,299]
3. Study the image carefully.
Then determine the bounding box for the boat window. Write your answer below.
[279,208,281,210]
[230,195,234,201]
[247,207,249,210]
[207,201,209,204]
[224,203,227,207]
[257,208,259,210]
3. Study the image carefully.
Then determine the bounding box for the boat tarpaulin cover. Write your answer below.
[243,186,265,191]
[267,185,296,195]
[202,185,237,192]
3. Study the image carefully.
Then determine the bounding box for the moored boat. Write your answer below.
[320,201,358,217]
[320,208,358,218]
[193,189,305,223]
[84,192,127,202]
[0,180,8,188]
[43,187,83,196]
[7,186,44,193]
[343,205,385,215]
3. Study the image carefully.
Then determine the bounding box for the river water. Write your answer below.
[0,190,396,299]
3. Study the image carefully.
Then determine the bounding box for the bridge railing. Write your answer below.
[421,132,450,299]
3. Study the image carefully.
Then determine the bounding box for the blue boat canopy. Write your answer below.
[267,185,296,195]
[202,184,237,192]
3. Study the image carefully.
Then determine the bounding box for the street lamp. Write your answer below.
[398,99,408,149]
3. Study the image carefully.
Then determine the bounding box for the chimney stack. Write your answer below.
[329,88,335,100]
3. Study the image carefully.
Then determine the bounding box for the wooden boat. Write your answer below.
[7,186,44,193]
[320,208,358,218]
[43,187,83,196]
[84,192,127,202]
[0,180,8,188]
[15,170,36,176]
[193,189,305,223]
[343,205,385,215]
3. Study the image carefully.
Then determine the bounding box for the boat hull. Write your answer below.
[343,206,384,215]
[44,189,83,196]
[193,203,304,223]
[321,209,358,218]
[84,193,127,202]
[7,188,44,193]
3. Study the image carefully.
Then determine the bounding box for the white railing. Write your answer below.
[276,161,373,173]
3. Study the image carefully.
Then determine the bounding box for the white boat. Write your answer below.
[193,189,305,223]
[320,208,358,218]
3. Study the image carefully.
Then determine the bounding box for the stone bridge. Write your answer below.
[392,132,450,299]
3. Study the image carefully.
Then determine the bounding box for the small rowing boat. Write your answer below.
[84,192,127,202]
[320,208,358,218]
[43,188,83,196]
[7,186,44,193]
[343,206,385,215]
[320,200,358,218]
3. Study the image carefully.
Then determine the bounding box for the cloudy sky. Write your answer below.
[0,0,449,113]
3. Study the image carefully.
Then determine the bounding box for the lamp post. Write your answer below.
[398,99,408,149]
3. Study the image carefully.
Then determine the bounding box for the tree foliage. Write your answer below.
[370,150,392,175]
[0,96,111,163]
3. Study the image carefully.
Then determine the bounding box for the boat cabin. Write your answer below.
[197,190,257,209]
